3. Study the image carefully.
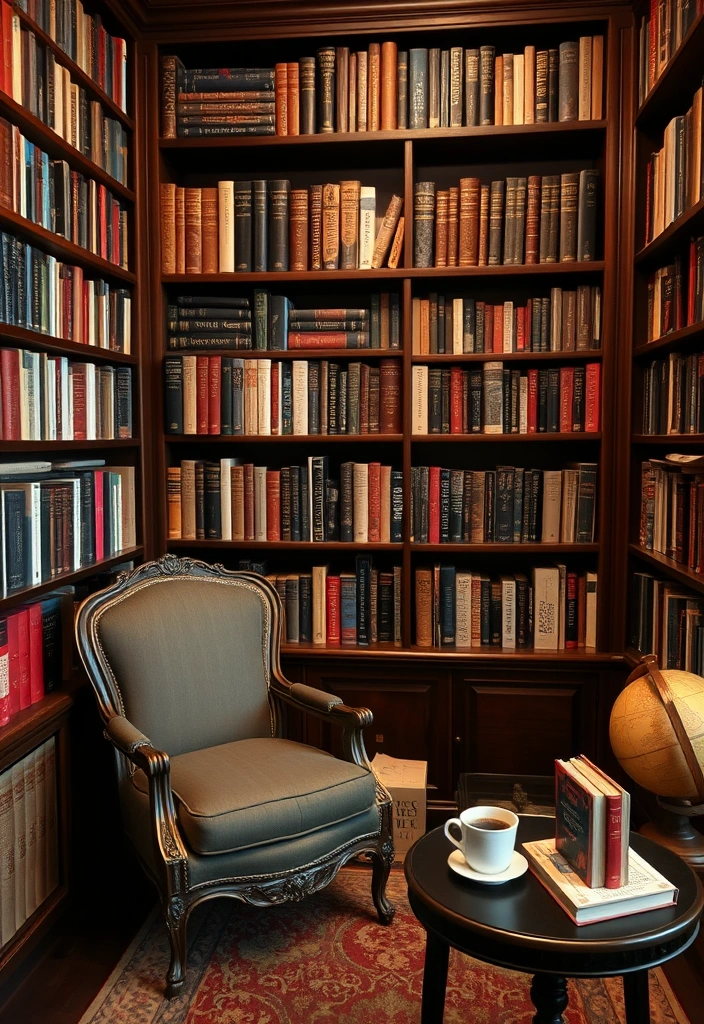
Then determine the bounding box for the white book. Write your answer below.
[110,467,135,549]
[555,561,567,648]
[586,571,598,647]
[455,573,472,648]
[560,469,578,543]
[11,762,26,933]
[358,186,376,269]
[452,298,464,354]
[220,459,237,541]
[519,375,528,433]
[353,463,369,542]
[0,766,15,947]
[312,565,328,645]
[45,738,58,896]
[578,36,592,120]
[24,751,37,918]
[411,365,428,434]
[45,357,57,440]
[482,362,503,433]
[257,359,272,435]
[34,743,46,908]
[503,301,514,352]
[550,288,562,350]
[541,470,562,542]
[85,363,97,440]
[218,181,235,272]
[532,567,560,650]
[513,53,524,124]
[254,465,267,541]
[501,576,516,648]
[243,359,259,435]
[292,361,309,435]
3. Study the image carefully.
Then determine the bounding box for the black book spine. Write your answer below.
[253,288,269,350]
[79,472,95,565]
[115,367,132,438]
[234,181,252,272]
[479,45,495,125]
[572,366,586,429]
[449,469,463,542]
[311,455,327,541]
[300,57,316,134]
[340,462,354,541]
[516,577,529,647]
[308,360,320,434]
[441,368,451,433]
[496,467,514,542]
[547,48,559,122]
[269,294,289,351]
[4,491,26,590]
[414,181,436,268]
[547,367,560,431]
[328,362,339,433]
[164,357,183,433]
[317,47,336,133]
[299,574,312,641]
[428,368,442,433]
[253,180,268,271]
[484,471,495,542]
[577,169,599,261]
[469,370,482,431]
[290,466,301,540]
[462,471,472,541]
[268,179,290,271]
[502,368,511,433]
[280,466,292,540]
[538,369,549,432]
[220,358,233,434]
[397,51,408,129]
[440,565,455,645]
[325,478,339,540]
[490,580,502,645]
[195,462,205,539]
[300,468,310,540]
[480,578,491,645]
[204,463,221,538]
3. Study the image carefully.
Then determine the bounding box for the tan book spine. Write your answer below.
[387,215,405,269]
[371,194,403,269]
[160,182,176,274]
[230,464,244,540]
[322,183,341,269]
[525,174,541,264]
[459,177,480,266]
[336,47,349,132]
[287,62,300,135]
[591,35,604,120]
[579,37,592,121]
[447,186,459,266]
[180,460,196,539]
[289,189,309,271]
[175,187,185,274]
[167,466,182,538]
[380,41,398,130]
[340,179,361,269]
[184,188,202,274]
[348,53,357,131]
[493,55,503,124]
[524,45,535,124]
[434,189,449,267]
[415,568,433,647]
[217,180,235,272]
[502,53,514,125]
[513,53,524,125]
[275,62,288,135]
[368,42,381,130]
[183,357,197,434]
[478,184,490,266]
[200,187,219,274]
[412,297,421,353]
[420,299,430,354]
[356,51,368,130]
[309,184,323,270]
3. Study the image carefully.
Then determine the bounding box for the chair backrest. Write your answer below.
[76,556,281,757]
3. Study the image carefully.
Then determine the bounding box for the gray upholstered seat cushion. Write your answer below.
[132,737,377,856]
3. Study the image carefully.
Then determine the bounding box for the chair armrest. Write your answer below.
[105,716,170,776]
[271,677,374,769]
[289,683,343,714]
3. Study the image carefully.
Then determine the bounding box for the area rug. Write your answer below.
[79,869,689,1024]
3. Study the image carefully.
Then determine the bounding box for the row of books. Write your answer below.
[167,459,403,544]
[160,181,404,274]
[0,738,59,949]
[164,356,402,437]
[639,458,704,571]
[0,350,133,441]
[409,464,597,545]
[0,122,128,271]
[0,590,68,725]
[11,0,129,111]
[0,235,132,351]
[413,171,599,269]
[410,362,601,435]
[162,36,604,138]
[630,571,704,672]
[166,294,401,352]
[644,237,704,343]
[641,353,704,435]
[0,463,136,597]
[414,564,598,649]
[645,83,703,245]
[637,0,702,105]
[411,287,602,355]
[0,5,129,184]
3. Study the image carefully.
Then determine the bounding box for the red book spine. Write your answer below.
[271,360,280,435]
[17,607,30,711]
[559,367,574,432]
[527,369,539,432]
[94,470,104,561]
[208,356,221,434]
[0,348,20,439]
[275,62,288,136]
[585,362,601,431]
[0,617,9,726]
[72,266,83,342]
[428,466,441,543]
[196,355,209,434]
[28,601,44,704]
[493,305,503,352]
[7,612,20,718]
[1,2,13,95]
[688,239,696,326]
[326,576,341,645]
[648,0,657,90]
[287,333,353,349]
[368,462,381,541]
[72,366,87,439]
[516,306,526,351]
[603,791,624,887]
[244,463,255,540]
[266,469,281,540]
[450,366,463,433]
[98,185,107,260]
[526,298,532,350]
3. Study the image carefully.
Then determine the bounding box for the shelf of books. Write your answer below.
[0,0,143,985]
[148,9,624,667]
[628,1,704,677]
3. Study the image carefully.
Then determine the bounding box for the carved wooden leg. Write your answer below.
[421,929,449,1024]
[164,897,188,998]
[623,971,650,1024]
[370,805,396,924]
[530,974,569,1024]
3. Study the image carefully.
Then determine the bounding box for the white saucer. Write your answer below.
[448,849,528,885]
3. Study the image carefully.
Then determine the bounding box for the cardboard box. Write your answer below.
[372,754,427,861]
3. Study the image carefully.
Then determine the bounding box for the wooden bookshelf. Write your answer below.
[0,323,138,365]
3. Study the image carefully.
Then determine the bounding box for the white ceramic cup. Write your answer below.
[443,805,519,874]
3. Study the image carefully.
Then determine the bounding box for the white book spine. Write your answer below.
[244,359,259,435]
[217,181,235,272]
[532,567,560,649]
[358,186,376,269]
[34,743,46,909]
[11,762,26,932]
[220,459,236,541]
[182,356,197,434]
[24,751,37,918]
[455,572,472,647]
[45,738,58,896]
[312,565,328,644]
[353,463,369,542]
[501,577,516,648]
[541,470,562,542]
[292,361,309,435]
[411,365,428,434]
[0,766,15,947]
[254,465,267,541]
[257,359,272,435]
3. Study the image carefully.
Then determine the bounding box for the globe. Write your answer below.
[609,667,704,801]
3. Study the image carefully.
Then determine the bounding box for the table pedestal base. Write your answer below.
[530,973,568,1023]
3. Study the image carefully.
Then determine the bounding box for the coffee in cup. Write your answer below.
[443,805,518,874]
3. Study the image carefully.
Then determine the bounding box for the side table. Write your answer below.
[405,816,703,1024]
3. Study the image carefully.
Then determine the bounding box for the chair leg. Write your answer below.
[370,805,396,924]
[164,896,188,998]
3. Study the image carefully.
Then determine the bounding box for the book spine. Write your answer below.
[300,56,316,134]
[317,47,336,133]
[268,179,290,271]
[414,182,435,268]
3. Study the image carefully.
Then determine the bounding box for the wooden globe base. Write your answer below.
[639,801,704,873]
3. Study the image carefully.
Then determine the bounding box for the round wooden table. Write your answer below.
[404,816,703,1023]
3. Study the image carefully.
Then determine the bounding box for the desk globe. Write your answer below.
[609,654,704,869]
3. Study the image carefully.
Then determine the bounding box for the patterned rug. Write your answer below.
[79,869,689,1024]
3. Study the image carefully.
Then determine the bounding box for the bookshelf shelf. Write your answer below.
[0,207,135,284]
[629,544,704,594]
[632,321,704,359]
[281,642,617,662]
[634,196,704,267]
[631,434,704,444]
[410,543,599,554]
[0,547,144,614]
[411,433,602,443]
[0,323,137,364]
[0,91,135,202]
[1,439,140,451]
[635,12,704,130]
[168,540,401,551]
[0,693,73,761]
[165,434,404,444]
[164,348,403,360]
[404,263,605,279]
[410,351,602,363]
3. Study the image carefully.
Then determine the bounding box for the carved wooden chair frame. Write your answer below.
[75,554,395,997]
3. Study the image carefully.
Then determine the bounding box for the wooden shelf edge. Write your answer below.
[629,544,704,593]
[163,348,403,360]
[0,323,138,364]
[631,434,704,444]
[412,432,602,442]
[281,644,623,663]
[412,350,603,363]
[167,540,402,550]
[410,543,599,553]
[0,547,144,613]
[635,197,704,266]
[163,263,605,284]
[2,439,140,450]
[633,321,704,358]
[164,434,404,443]
[0,693,73,761]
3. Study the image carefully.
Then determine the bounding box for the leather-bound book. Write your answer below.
[348,53,357,130]
[514,177,527,264]
[502,52,514,126]
[356,51,368,130]
[525,174,541,264]
[503,177,517,266]
[415,568,433,647]
[387,215,405,269]
[435,189,449,267]
[409,48,428,128]
[175,187,186,273]
[340,179,361,268]
[218,180,235,272]
[478,184,490,265]
[287,62,300,135]
[450,46,463,126]
[309,184,323,269]
[379,358,401,433]
[268,179,290,271]
[459,176,480,266]
[465,48,479,126]
[447,186,459,266]
[488,180,505,266]
[381,41,397,130]
[358,185,376,269]
[160,182,176,274]
[185,187,202,273]
[200,187,218,273]
[440,49,450,127]
[559,171,579,262]
[317,46,336,132]
[253,179,268,271]
[535,50,549,122]
[548,48,559,121]
[371,194,403,269]
[577,169,599,261]
[167,466,182,538]
[413,182,435,267]
[160,55,184,139]
[234,181,252,271]
[479,45,495,125]
[299,56,316,134]
[428,48,440,128]
[275,63,288,135]
[336,47,349,132]
[513,52,525,124]
[558,41,578,121]
[368,42,381,130]
[494,55,503,124]
[591,36,604,120]
[539,175,559,263]
[322,183,341,269]
[578,37,592,121]
[524,45,535,124]
[397,50,408,128]
[289,188,309,271]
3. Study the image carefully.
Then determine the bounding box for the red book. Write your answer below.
[112,200,120,264]
[94,470,104,561]
[244,463,255,540]
[6,612,20,719]
[287,333,359,349]
[428,466,441,544]
[72,265,83,342]
[0,2,13,95]
[196,355,209,434]
[0,617,9,726]
[98,185,108,260]
[559,367,574,432]
[585,362,601,432]
[368,462,381,541]
[648,0,657,90]
[28,601,44,704]
[527,369,539,432]
[525,298,532,350]
[493,305,503,352]
[516,306,526,351]
[484,304,494,352]
[71,364,87,439]
[271,361,280,435]
[16,607,30,711]
[577,754,629,890]
[0,348,20,439]
[326,576,341,645]
[208,356,221,434]
[450,366,463,433]
[266,470,281,540]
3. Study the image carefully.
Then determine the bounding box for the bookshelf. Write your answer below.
[0,0,146,987]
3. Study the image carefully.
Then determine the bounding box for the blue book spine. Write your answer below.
[356,555,372,646]
[439,565,456,645]
[232,359,244,434]
[41,151,51,229]
[391,469,403,543]
[409,48,429,129]
[282,362,293,434]
[269,295,290,351]
[463,298,476,353]
[340,576,357,646]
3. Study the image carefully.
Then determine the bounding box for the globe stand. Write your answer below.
[640,798,704,872]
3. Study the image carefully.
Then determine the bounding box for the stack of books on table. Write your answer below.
[523,756,678,924]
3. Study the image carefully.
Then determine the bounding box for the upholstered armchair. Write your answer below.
[75,555,395,997]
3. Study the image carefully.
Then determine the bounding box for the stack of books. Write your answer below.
[161,60,276,137]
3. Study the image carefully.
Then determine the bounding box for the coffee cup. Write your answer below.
[443,805,519,874]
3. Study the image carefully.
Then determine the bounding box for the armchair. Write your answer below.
[75,555,394,997]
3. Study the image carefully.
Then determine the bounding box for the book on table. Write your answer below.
[522,839,677,925]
